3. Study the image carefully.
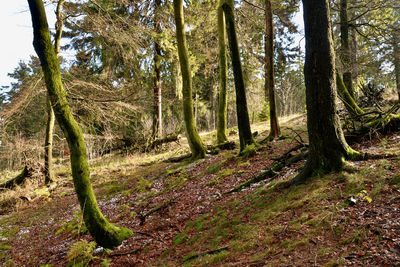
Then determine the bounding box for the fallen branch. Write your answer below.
[183,246,229,262]
[0,166,34,189]
[138,199,177,225]
[164,154,192,163]
[147,135,180,150]
[225,149,308,194]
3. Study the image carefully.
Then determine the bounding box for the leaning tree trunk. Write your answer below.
[340,0,354,98]
[291,0,358,185]
[265,0,280,140]
[220,0,254,152]
[44,0,64,185]
[173,0,206,159]
[152,0,163,140]
[336,70,364,117]
[216,6,228,144]
[27,0,132,248]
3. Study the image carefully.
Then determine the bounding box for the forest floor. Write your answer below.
[0,114,399,266]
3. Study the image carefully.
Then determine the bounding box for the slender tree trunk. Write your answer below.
[350,16,358,87]
[152,0,162,139]
[291,0,358,185]
[44,0,64,185]
[221,0,254,152]
[27,0,132,248]
[265,0,280,140]
[393,33,400,101]
[340,0,354,98]
[44,96,55,184]
[173,0,206,159]
[336,70,364,117]
[216,6,228,144]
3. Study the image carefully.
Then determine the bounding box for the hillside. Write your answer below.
[0,115,399,266]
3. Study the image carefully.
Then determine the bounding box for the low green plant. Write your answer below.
[56,211,87,236]
[67,239,96,267]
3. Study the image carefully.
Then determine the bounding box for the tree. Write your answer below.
[173,0,206,159]
[216,5,228,144]
[44,0,64,185]
[264,0,280,140]
[220,0,254,152]
[290,0,358,185]
[27,0,132,248]
[152,0,163,140]
[339,0,355,98]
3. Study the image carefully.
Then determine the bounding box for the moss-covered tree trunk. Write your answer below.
[27,0,132,248]
[152,0,163,140]
[393,33,400,101]
[291,0,358,185]
[220,0,254,151]
[265,0,280,140]
[216,6,228,144]
[336,70,364,117]
[173,0,206,159]
[340,0,354,98]
[44,0,64,185]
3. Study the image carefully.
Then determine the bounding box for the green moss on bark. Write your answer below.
[173,0,206,160]
[336,71,364,117]
[216,6,228,145]
[28,0,132,248]
[220,0,254,151]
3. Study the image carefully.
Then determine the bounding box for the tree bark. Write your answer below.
[221,0,254,152]
[44,95,55,184]
[27,0,132,248]
[340,0,354,98]
[44,0,64,185]
[265,0,280,140]
[336,70,364,117]
[152,0,163,139]
[393,33,400,101]
[173,0,206,159]
[291,0,358,185]
[216,6,228,144]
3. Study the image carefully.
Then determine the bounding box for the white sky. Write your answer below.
[0,0,55,88]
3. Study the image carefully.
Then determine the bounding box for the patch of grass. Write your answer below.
[239,143,257,158]
[389,174,400,186]
[325,257,345,267]
[56,211,87,237]
[340,228,367,245]
[216,168,235,178]
[67,239,96,267]
[102,180,123,199]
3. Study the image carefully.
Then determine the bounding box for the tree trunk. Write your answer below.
[265,0,280,140]
[173,0,206,159]
[152,0,163,139]
[336,70,364,117]
[221,0,254,152]
[216,6,228,144]
[27,0,132,248]
[44,96,55,184]
[340,0,354,98]
[44,0,64,185]
[393,33,400,101]
[291,0,358,185]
